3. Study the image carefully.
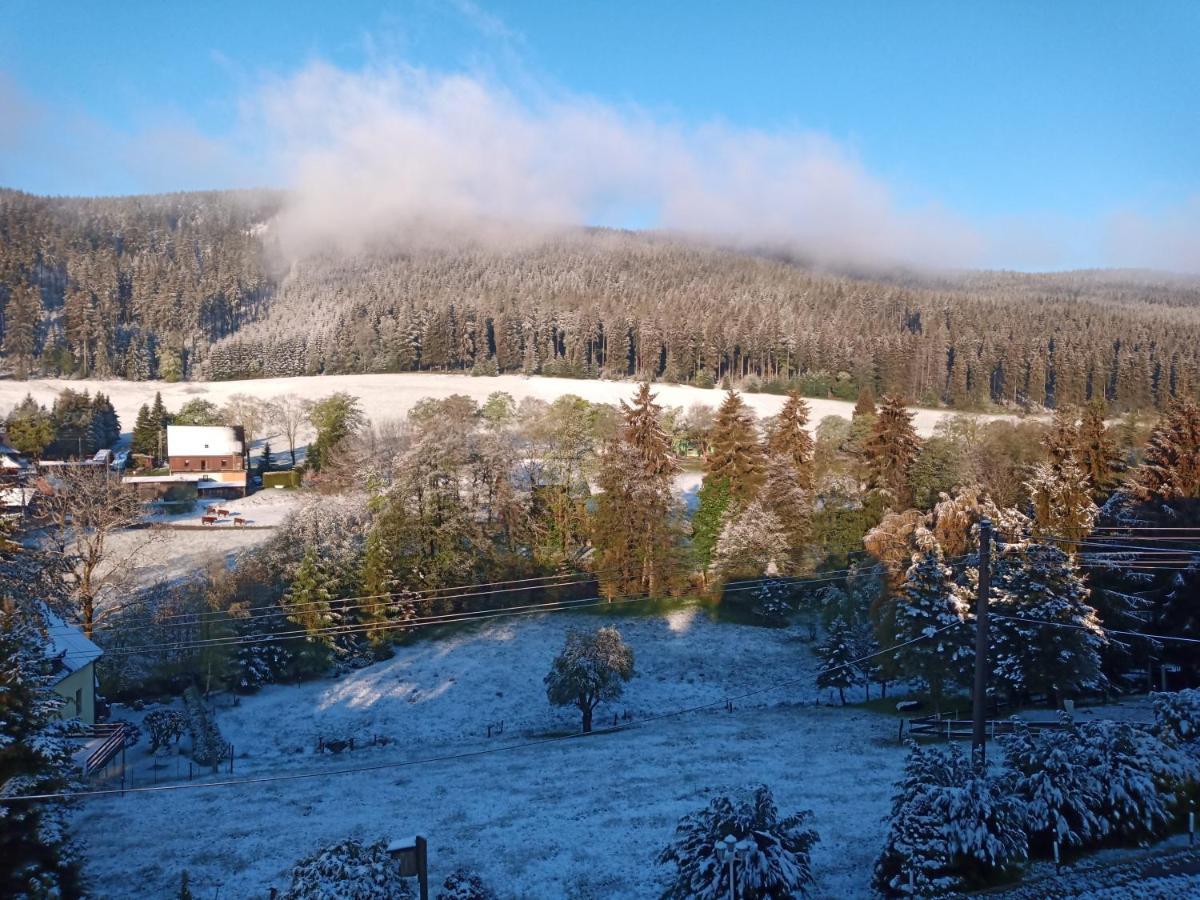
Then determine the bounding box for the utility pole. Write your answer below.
[971,518,993,763]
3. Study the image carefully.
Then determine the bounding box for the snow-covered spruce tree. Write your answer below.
[1025,454,1098,553]
[874,743,1027,896]
[987,541,1106,706]
[1002,719,1107,854]
[756,454,813,571]
[815,617,861,706]
[0,549,83,898]
[659,784,819,900]
[544,626,634,734]
[1077,719,1195,843]
[436,869,498,900]
[282,838,413,900]
[232,607,295,693]
[891,546,971,714]
[1152,687,1200,752]
[747,579,794,627]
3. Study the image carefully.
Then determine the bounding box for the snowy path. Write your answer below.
[73,610,901,898]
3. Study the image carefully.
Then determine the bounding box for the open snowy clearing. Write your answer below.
[73,608,905,898]
[1,372,1028,442]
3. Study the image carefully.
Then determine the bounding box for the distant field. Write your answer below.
[0,372,1028,443]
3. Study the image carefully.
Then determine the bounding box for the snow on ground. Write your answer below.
[143,487,302,528]
[72,608,902,898]
[0,372,1028,443]
[93,489,298,592]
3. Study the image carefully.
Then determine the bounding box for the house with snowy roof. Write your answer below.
[45,613,103,725]
[124,424,249,500]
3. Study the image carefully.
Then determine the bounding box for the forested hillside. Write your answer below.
[2,187,1199,412]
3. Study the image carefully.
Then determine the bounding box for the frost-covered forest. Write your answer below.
[3,188,1200,411]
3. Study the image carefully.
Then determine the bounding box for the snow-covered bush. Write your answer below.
[1078,719,1194,842]
[283,838,413,900]
[144,709,187,752]
[1002,719,1107,852]
[436,868,497,900]
[1152,687,1200,750]
[659,783,819,899]
[748,579,793,626]
[874,743,1026,896]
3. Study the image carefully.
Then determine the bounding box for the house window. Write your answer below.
[200,459,207,471]
[183,459,191,467]
[220,459,227,469]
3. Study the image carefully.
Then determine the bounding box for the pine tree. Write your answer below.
[131,403,156,458]
[815,617,860,705]
[706,389,766,502]
[1133,397,1200,502]
[891,547,971,714]
[1076,400,1123,499]
[592,384,681,597]
[988,541,1106,705]
[150,391,170,460]
[0,548,82,898]
[690,476,731,573]
[3,282,41,379]
[766,391,814,488]
[862,396,921,508]
[4,394,54,458]
[283,545,343,654]
[874,743,1027,896]
[1025,455,1097,552]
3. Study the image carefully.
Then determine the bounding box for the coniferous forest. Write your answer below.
[2,188,1199,412]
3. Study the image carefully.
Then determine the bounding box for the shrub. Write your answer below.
[143,710,187,752]
[659,783,819,899]
[283,838,413,900]
[1152,687,1200,749]
[436,869,497,900]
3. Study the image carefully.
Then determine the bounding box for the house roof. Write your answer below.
[44,611,103,679]
[166,425,244,457]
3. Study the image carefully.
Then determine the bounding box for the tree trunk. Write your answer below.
[582,707,593,734]
[838,687,846,706]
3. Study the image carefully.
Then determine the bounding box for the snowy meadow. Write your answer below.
[73,609,904,898]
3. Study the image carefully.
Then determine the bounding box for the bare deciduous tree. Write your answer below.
[37,468,153,636]
[267,393,308,467]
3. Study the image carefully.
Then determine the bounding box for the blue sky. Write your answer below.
[2,1,1198,271]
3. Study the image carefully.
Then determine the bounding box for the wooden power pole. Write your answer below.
[971,517,993,762]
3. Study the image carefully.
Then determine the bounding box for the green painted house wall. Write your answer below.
[53,662,96,726]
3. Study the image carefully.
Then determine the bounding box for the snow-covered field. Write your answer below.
[0,372,1027,442]
[99,490,300,590]
[73,608,904,898]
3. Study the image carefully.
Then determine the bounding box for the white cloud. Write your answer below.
[246,61,986,268]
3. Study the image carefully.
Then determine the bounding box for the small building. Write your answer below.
[159,425,249,498]
[45,613,103,725]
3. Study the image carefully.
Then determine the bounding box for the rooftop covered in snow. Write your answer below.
[166,425,245,457]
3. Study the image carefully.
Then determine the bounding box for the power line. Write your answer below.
[989,613,1200,647]
[60,564,945,662]
[4,620,965,803]
[67,560,935,661]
